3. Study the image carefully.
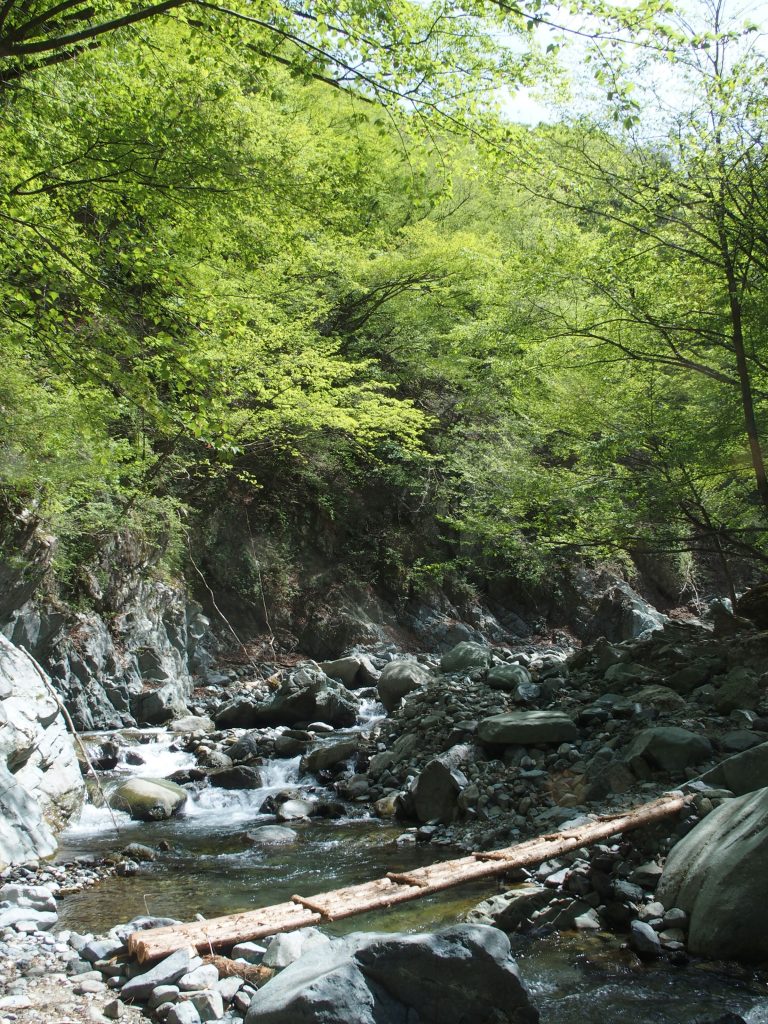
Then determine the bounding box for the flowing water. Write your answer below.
[58,722,768,1023]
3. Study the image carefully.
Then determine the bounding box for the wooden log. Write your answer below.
[128,791,689,962]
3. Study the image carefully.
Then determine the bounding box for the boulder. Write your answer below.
[439,642,493,674]
[318,656,379,689]
[657,787,768,961]
[133,684,190,726]
[377,660,430,712]
[208,766,263,789]
[218,667,358,729]
[486,664,532,692]
[478,711,578,746]
[735,583,768,628]
[245,925,539,1024]
[300,740,358,774]
[466,885,552,932]
[0,636,84,867]
[713,667,763,714]
[409,759,468,824]
[697,741,768,795]
[625,727,712,775]
[247,825,298,845]
[226,731,263,762]
[108,778,187,821]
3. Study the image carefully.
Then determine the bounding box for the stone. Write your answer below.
[178,964,219,990]
[246,826,297,845]
[318,657,379,689]
[108,778,187,821]
[629,920,662,959]
[657,787,768,961]
[625,727,712,775]
[190,990,224,1021]
[714,668,762,714]
[216,975,244,1000]
[218,668,358,729]
[440,642,494,674]
[698,741,768,795]
[231,942,267,963]
[166,1003,202,1024]
[169,716,214,734]
[377,660,430,712]
[466,885,553,933]
[134,684,190,727]
[300,740,358,774]
[148,986,180,1010]
[120,947,200,1001]
[103,999,126,1019]
[0,635,85,868]
[486,664,533,692]
[721,730,765,753]
[245,924,538,1024]
[478,711,578,746]
[275,798,315,822]
[208,766,263,789]
[409,759,468,824]
[262,928,331,968]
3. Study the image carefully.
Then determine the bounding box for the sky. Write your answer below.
[502,0,768,125]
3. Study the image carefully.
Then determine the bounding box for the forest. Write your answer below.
[2,0,767,619]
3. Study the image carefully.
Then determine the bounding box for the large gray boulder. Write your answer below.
[108,777,187,821]
[478,711,578,746]
[657,787,768,961]
[697,741,768,795]
[245,925,539,1024]
[625,727,712,775]
[410,759,468,824]
[440,642,493,674]
[217,666,358,729]
[377,659,429,712]
[0,636,84,867]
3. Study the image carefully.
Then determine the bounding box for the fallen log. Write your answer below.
[128,791,689,962]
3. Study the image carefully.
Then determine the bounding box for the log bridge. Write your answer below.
[127,791,689,962]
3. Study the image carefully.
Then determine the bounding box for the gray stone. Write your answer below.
[318,657,379,689]
[218,668,358,729]
[625,727,712,775]
[276,798,315,822]
[108,778,187,821]
[167,1003,202,1024]
[300,740,358,774]
[478,711,578,746]
[657,787,768,961]
[245,925,538,1024]
[246,826,297,846]
[410,759,468,824]
[120,947,200,1001]
[486,664,532,692]
[190,991,224,1021]
[466,885,552,933]
[134,684,190,726]
[178,964,219,991]
[698,741,768,795]
[629,920,662,958]
[377,660,430,712]
[208,766,263,790]
[169,716,215,734]
[148,986,180,1010]
[262,928,331,968]
[440,642,493,674]
[216,975,245,1000]
[231,942,266,964]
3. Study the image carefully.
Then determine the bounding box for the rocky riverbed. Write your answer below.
[4,606,768,1022]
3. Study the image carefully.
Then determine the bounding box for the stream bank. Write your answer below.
[4,596,768,1022]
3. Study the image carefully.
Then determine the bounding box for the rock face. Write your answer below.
[657,788,768,961]
[377,659,430,712]
[244,925,539,1024]
[0,635,84,868]
[478,711,578,746]
[108,778,187,821]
